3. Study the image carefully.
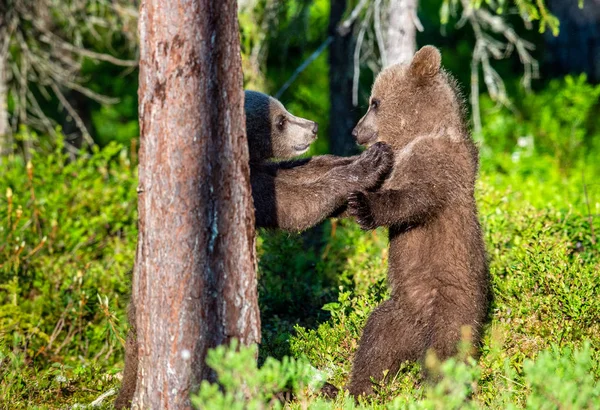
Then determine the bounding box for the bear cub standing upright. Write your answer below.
[347,46,490,396]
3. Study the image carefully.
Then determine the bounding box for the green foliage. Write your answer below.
[522,342,600,409]
[191,340,325,409]
[439,0,560,35]
[2,75,600,408]
[481,75,600,171]
[194,341,599,409]
[0,131,136,408]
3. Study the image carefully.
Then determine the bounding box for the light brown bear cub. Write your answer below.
[347,46,490,396]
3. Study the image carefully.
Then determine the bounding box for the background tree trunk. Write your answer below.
[328,0,358,156]
[133,0,260,408]
[545,0,600,83]
[0,11,10,156]
[383,0,418,66]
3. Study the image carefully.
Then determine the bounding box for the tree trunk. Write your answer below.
[133,0,260,408]
[0,15,10,156]
[328,0,358,156]
[544,0,600,83]
[383,0,418,66]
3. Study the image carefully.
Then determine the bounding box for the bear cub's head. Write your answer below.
[245,90,319,163]
[353,45,465,149]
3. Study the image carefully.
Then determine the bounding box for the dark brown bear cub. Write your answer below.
[347,45,490,396]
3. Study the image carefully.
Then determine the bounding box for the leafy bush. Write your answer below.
[194,341,600,409]
[191,340,326,409]
[481,74,600,171]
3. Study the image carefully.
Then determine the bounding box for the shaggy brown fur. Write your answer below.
[115,91,393,408]
[346,46,490,396]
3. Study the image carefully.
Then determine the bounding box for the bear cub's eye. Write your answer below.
[277,115,286,130]
[371,99,380,110]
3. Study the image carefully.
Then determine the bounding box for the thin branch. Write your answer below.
[373,0,387,68]
[63,80,120,105]
[353,4,374,106]
[412,8,424,32]
[337,0,370,36]
[38,32,138,67]
[275,36,333,99]
[51,83,95,146]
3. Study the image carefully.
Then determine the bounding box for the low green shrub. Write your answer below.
[0,133,136,407]
[193,340,600,409]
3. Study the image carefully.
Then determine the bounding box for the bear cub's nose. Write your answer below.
[312,122,319,135]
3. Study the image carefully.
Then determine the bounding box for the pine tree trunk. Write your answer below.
[384,0,418,66]
[133,0,260,408]
[329,0,358,156]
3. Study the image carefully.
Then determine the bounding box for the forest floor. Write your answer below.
[1,137,599,409]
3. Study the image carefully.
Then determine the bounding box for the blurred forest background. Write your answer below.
[1,0,599,408]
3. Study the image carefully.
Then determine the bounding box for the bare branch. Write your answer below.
[373,0,387,68]
[275,36,333,99]
[38,32,138,67]
[337,0,370,36]
[51,83,95,146]
[353,4,374,106]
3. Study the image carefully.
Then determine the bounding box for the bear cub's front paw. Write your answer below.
[357,142,394,189]
[348,191,376,230]
[366,142,394,174]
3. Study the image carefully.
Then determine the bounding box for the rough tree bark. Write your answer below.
[545,0,600,83]
[383,0,418,66]
[133,0,260,408]
[329,0,358,156]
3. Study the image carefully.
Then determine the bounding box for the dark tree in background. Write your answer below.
[329,0,358,156]
[133,0,259,407]
[545,0,600,83]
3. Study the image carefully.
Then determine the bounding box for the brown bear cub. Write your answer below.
[346,46,490,396]
[115,92,393,408]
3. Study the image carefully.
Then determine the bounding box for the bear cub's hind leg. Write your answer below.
[348,299,429,397]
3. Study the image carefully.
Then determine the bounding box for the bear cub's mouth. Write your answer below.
[293,143,312,153]
[357,132,378,147]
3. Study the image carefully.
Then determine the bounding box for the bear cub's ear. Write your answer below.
[409,45,441,80]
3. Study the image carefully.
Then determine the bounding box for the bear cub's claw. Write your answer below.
[367,142,394,176]
[348,191,376,230]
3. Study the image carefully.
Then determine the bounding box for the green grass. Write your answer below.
[1,116,599,408]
